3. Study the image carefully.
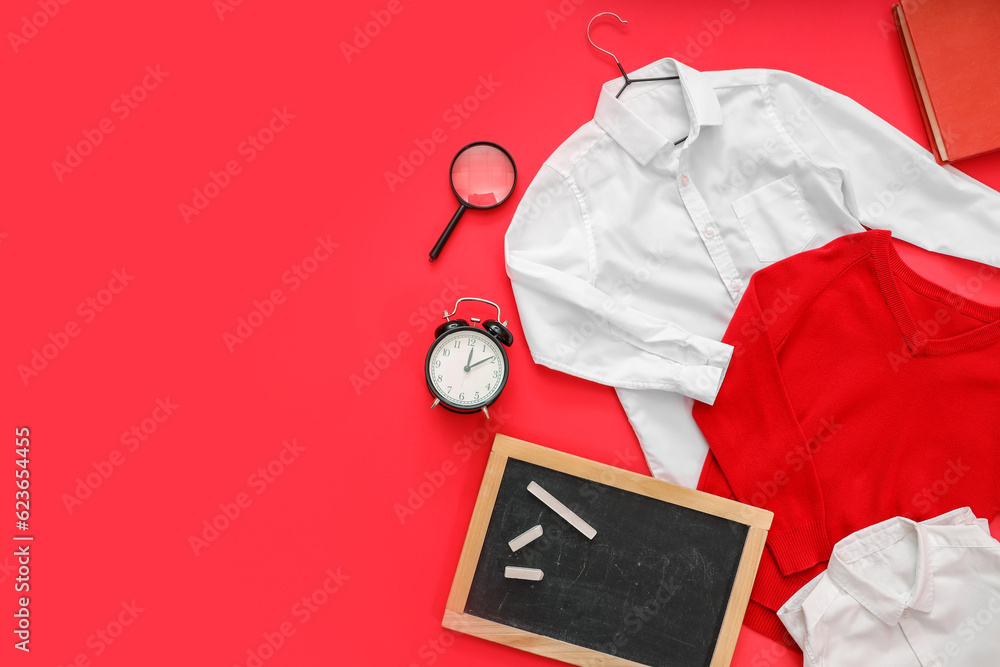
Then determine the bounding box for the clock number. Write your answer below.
[453,339,461,348]
[459,393,465,400]
[474,392,479,400]
[447,386,452,393]
[437,374,443,381]
[486,383,491,391]
[442,348,450,357]
[492,370,500,378]
[433,360,441,368]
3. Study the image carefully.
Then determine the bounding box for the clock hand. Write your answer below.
[463,347,474,372]
[467,355,495,370]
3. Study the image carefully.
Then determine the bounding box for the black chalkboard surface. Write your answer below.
[443,435,772,667]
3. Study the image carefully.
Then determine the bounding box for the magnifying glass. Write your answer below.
[429,141,517,262]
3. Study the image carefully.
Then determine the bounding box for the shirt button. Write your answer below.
[901,611,909,619]
[703,226,716,239]
[680,174,690,186]
[730,279,743,292]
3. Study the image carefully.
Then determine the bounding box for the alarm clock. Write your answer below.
[426,297,513,418]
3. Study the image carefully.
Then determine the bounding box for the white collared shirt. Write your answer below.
[504,59,1000,486]
[778,508,1000,667]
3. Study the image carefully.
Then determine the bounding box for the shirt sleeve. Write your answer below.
[505,163,734,405]
[692,234,873,576]
[769,71,1000,269]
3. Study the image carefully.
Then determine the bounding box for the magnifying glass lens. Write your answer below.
[451,144,516,207]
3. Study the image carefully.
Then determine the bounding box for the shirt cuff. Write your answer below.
[766,520,831,576]
[672,339,733,405]
[596,321,733,402]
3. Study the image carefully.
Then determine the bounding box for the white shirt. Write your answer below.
[504,58,1000,487]
[778,508,1000,667]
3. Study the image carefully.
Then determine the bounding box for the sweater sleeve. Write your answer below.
[693,233,873,576]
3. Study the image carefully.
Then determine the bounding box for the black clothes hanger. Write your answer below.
[588,12,679,99]
[588,12,687,145]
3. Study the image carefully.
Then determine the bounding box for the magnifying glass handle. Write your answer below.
[429,203,467,262]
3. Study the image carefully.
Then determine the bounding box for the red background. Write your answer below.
[4,0,1000,665]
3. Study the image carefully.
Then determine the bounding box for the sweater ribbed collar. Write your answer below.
[870,230,1000,356]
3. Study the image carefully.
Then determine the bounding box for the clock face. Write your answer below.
[427,329,507,410]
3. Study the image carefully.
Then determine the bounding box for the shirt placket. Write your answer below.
[676,151,745,303]
[898,527,937,666]
[898,612,936,666]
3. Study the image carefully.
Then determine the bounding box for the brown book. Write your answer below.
[893,1,1000,163]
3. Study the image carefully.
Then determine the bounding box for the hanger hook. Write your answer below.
[587,12,627,68]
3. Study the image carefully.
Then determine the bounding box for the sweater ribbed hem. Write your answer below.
[767,519,831,576]
[750,542,819,611]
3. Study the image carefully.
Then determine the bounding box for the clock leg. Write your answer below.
[431,398,440,409]
[481,406,490,420]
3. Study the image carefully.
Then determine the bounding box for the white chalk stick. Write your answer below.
[505,566,544,581]
[527,481,597,540]
[508,525,544,552]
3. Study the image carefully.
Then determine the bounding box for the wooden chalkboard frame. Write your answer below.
[443,434,773,667]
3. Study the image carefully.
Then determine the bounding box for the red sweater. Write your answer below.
[694,230,1000,647]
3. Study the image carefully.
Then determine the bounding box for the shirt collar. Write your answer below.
[826,508,983,625]
[593,58,723,166]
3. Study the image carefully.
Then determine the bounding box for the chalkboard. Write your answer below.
[443,435,772,667]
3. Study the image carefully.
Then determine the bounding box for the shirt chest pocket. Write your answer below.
[731,175,816,263]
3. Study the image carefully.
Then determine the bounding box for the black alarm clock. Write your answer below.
[426,297,513,418]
